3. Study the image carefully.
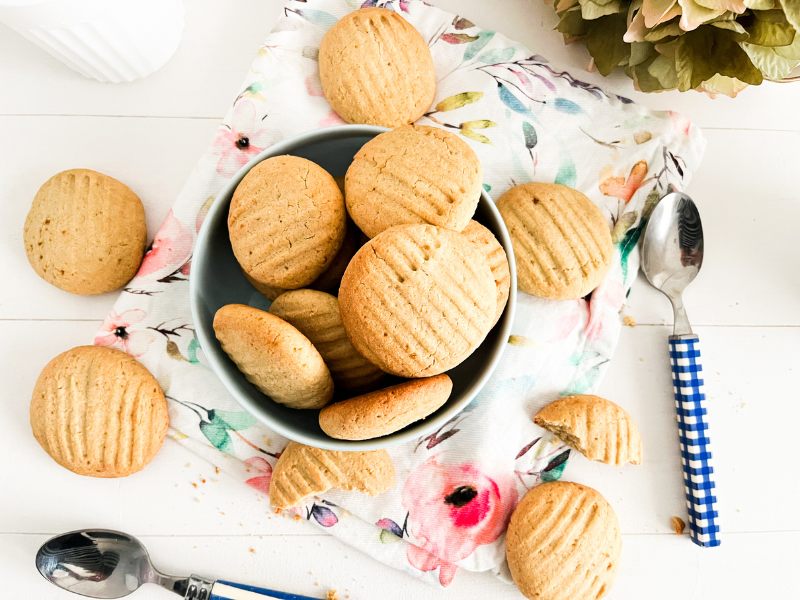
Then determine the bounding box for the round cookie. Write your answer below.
[534,394,643,465]
[461,220,511,326]
[269,289,383,391]
[319,8,436,127]
[319,374,452,440]
[213,304,333,409]
[345,125,482,238]
[228,155,345,289]
[497,183,613,300]
[23,169,147,295]
[339,224,496,377]
[506,482,621,600]
[30,345,168,478]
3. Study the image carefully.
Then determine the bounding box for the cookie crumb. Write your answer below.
[214,466,221,475]
[248,547,256,554]
[293,514,302,521]
[327,590,339,600]
[671,516,686,535]
[191,482,198,489]
[623,315,636,327]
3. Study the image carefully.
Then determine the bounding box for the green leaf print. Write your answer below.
[215,409,257,431]
[464,31,495,60]
[187,337,200,364]
[477,47,515,63]
[199,419,232,452]
[435,91,484,112]
[554,159,577,187]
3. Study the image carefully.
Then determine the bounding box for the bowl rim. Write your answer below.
[190,124,517,450]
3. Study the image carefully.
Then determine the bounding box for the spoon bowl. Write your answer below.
[641,190,704,335]
[36,530,183,599]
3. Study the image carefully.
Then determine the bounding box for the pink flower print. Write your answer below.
[94,309,155,357]
[402,457,517,586]
[305,74,324,97]
[138,210,193,279]
[318,109,345,128]
[212,99,274,176]
[599,160,648,203]
[584,274,625,342]
[244,456,272,495]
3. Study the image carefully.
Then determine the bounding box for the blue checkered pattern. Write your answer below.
[669,335,720,547]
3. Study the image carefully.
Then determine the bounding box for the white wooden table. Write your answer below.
[1,1,798,598]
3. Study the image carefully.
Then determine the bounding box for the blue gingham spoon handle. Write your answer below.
[669,334,720,547]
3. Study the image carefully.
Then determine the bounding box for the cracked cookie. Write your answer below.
[23,169,147,295]
[339,224,496,378]
[228,155,345,289]
[319,8,436,127]
[497,182,613,300]
[344,125,482,238]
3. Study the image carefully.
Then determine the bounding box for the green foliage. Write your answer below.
[551,0,800,95]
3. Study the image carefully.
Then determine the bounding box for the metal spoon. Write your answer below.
[641,191,720,548]
[36,529,322,599]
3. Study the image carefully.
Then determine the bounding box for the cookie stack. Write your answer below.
[216,122,509,441]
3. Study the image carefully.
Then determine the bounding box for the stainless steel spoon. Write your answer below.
[641,191,720,548]
[36,529,322,600]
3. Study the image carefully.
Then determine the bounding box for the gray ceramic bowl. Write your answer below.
[190,125,516,450]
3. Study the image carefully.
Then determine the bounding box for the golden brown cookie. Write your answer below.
[318,8,436,127]
[228,155,345,289]
[269,289,383,391]
[270,441,395,510]
[461,220,511,326]
[29,345,168,478]
[339,224,496,377]
[534,394,643,465]
[497,183,613,300]
[243,270,285,301]
[23,169,147,295]
[345,125,482,238]
[310,220,361,295]
[506,482,621,600]
[319,374,452,440]
[213,304,333,409]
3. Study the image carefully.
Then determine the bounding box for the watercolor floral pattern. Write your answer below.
[92,0,704,588]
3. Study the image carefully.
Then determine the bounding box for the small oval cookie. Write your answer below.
[345,125,482,238]
[269,289,383,390]
[213,304,333,409]
[319,8,436,127]
[270,441,395,510]
[497,183,613,300]
[319,374,452,440]
[506,482,621,600]
[228,156,345,289]
[534,394,643,465]
[339,224,496,377]
[461,220,511,326]
[30,345,168,477]
[24,169,147,295]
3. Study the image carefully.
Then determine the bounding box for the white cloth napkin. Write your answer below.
[94,0,705,587]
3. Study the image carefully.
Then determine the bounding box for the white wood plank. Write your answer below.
[0,0,283,119]
[577,324,800,535]
[0,0,799,131]
[3,319,797,537]
[627,129,800,327]
[2,531,795,599]
[0,115,217,320]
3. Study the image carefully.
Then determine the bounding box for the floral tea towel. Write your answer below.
[95,0,705,588]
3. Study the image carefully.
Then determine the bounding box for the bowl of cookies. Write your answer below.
[191,123,516,450]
